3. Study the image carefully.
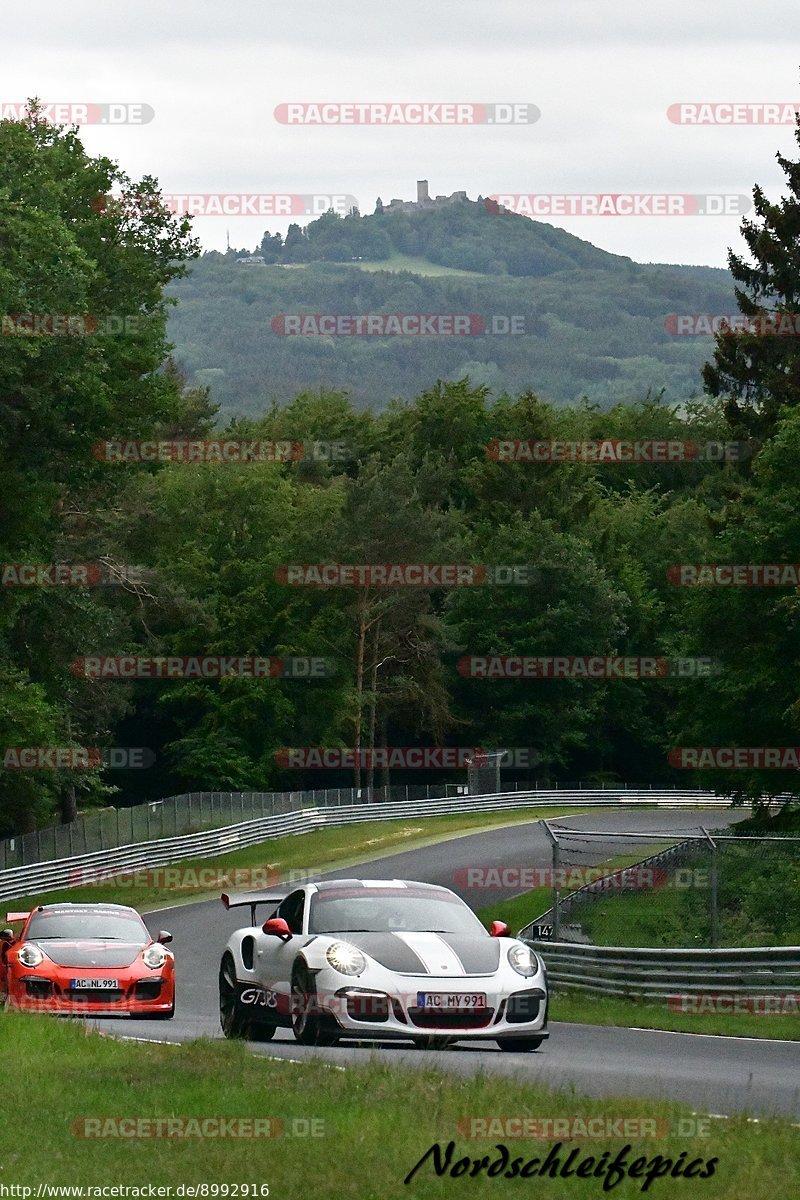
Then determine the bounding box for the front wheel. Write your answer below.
[291,965,339,1046]
[218,956,276,1041]
[495,1036,544,1052]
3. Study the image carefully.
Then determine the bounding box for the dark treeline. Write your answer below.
[2,108,800,836]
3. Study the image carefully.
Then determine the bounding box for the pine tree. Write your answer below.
[703,115,800,438]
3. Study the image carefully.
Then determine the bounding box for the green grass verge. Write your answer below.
[3,807,587,914]
[0,1013,796,1198]
[549,990,800,1041]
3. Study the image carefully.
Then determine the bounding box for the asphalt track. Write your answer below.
[95,808,800,1120]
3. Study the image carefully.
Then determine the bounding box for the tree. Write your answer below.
[0,102,199,832]
[703,113,800,438]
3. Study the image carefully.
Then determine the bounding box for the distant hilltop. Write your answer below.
[376,180,474,215]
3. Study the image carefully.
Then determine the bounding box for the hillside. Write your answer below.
[166,200,736,415]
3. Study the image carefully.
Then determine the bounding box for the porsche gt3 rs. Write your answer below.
[218,879,548,1049]
[0,902,175,1018]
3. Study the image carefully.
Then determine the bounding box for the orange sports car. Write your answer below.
[0,901,175,1018]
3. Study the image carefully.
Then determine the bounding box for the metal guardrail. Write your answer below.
[521,940,800,1000]
[0,781,733,871]
[0,788,726,904]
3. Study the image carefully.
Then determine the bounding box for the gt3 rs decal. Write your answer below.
[240,985,278,1008]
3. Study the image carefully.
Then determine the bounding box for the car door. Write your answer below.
[256,889,311,1013]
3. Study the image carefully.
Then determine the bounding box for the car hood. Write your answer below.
[33,940,146,968]
[333,931,501,976]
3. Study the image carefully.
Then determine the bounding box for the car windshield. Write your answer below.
[26,911,149,943]
[308,889,486,936]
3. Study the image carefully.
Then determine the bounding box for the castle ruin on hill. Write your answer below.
[376,180,474,214]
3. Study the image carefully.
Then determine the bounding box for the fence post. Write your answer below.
[701,826,719,948]
[542,820,560,940]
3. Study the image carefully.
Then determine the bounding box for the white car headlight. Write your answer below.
[17,943,44,968]
[325,941,367,976]
[142,944,168,970]
[507,943,539,977]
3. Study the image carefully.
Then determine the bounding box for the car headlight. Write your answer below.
[325,942,367,976]
[17,943,44,968]
[507,943,539,977]
[142,944,168,970]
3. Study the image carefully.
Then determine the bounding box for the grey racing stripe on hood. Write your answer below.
[435,934,501,974]
[334,933,429,973]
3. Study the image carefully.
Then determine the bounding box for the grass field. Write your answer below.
[0,1013,796,1199]
[332,252,487,277]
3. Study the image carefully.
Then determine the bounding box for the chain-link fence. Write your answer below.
[521,821,800,949]
[0,782,719,872]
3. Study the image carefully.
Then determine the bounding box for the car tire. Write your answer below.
[291,964,339,1046]
[495,1036,544,1051]
[219,954,254,1039]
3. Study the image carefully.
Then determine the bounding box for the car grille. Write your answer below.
[407,1006,494,1029]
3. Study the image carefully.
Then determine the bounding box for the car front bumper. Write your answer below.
[7,971,174,1015]
[314,976,548,1041]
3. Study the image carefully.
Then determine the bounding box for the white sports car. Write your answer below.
[218,878,548,1050]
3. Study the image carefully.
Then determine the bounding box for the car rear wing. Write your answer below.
[6,912,29,924]
[221,892,287,926]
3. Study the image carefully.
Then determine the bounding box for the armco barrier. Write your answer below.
[521,940,800,1000]
[0,788,727,904]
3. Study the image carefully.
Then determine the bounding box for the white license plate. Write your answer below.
[70,979,117,990]
[416,992,487,1009]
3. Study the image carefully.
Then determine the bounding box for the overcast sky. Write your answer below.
[4,1,799,267]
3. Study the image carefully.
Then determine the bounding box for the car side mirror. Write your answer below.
[262,917,292,941]
[0,929,13,944]
[489,920,509,938]
[157,931,173,945]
